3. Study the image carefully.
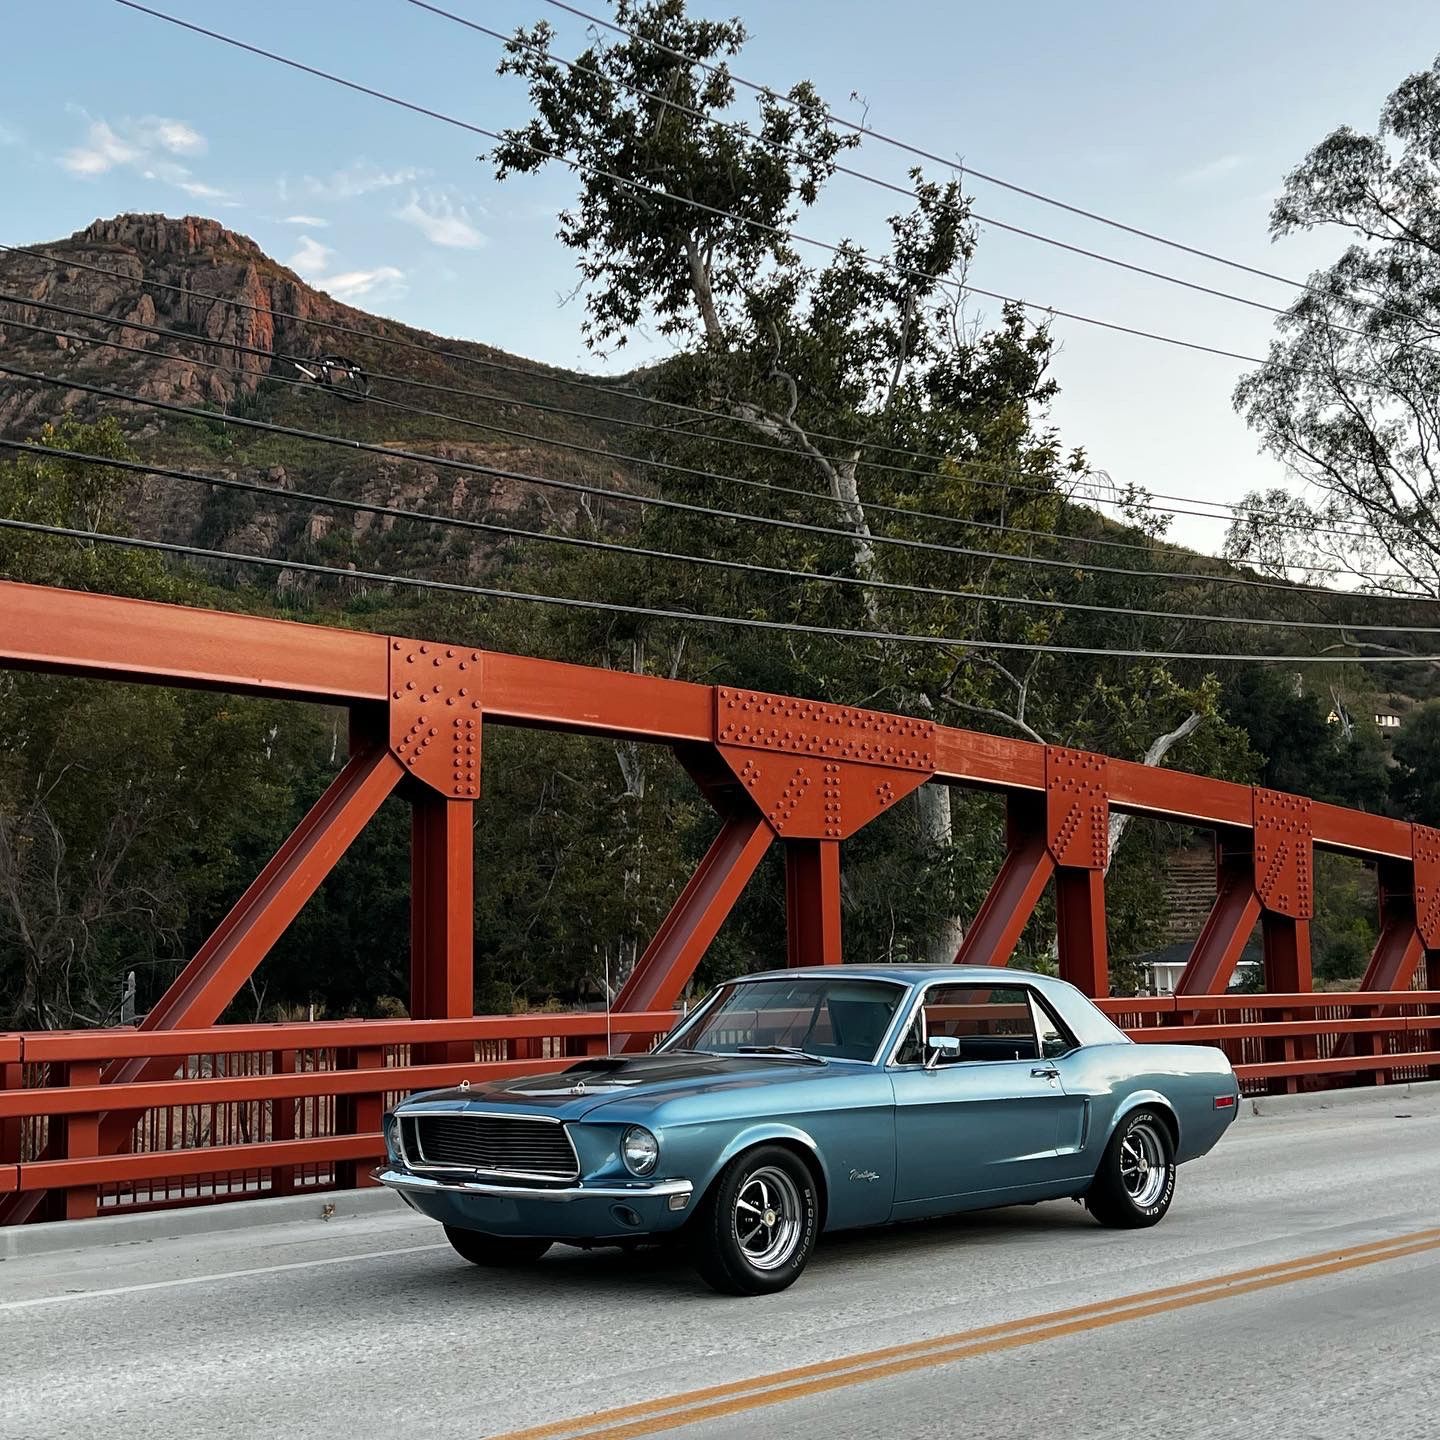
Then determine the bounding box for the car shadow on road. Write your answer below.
[376,1198,1102,1304]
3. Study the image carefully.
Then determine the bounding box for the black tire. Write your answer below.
[443,1225,552,1267]
[1085,1107,1176,1229]
[692,1145,820,1296]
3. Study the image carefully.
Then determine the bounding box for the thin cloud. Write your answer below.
[325,267,406,301]
[0,119,22,148]
[1178,153,1245,186]
[394,190,486,249]
[60,120,140,176]
[287,235,333,276]
[306,161,426,199]
[58,112,231,203]
[282,214,329,227]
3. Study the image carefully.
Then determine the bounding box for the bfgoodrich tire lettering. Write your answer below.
[1085,1108,1176,1229]
[444,1225,552,1266]
[692,1145,820,1296]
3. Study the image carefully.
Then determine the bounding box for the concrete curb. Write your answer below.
[0,1185,406,1262]
[1239,1077,1440,1120]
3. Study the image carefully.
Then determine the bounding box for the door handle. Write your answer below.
[1031,1065,1060,1080]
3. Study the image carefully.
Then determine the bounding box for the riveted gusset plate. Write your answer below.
[1253,787,1313,919]
[714,688,935,839]
[1413,825,1440,949]
[1044,747,1109,870]
[388,638,483,798]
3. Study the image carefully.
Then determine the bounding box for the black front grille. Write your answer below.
[404,1115,578,1180]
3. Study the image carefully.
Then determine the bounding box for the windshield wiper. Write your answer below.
[733,1045,827,1066]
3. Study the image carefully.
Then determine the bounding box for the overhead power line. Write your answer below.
[0,355,1414,601]
[2,514,1429,664]
[413,0,1379,346]
[6,434,1430,635]
[112,2,1374,387]
[540,0,1420,330]
[0,290,1384,556]
[7,247,1378,551]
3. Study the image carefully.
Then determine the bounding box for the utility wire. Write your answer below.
[0,238,1159,511]
[111,3,1376,389]
[416,0,1378,344]
[1,514,1429,663]
[0,291,1384,554]
[541,0,1421,329]
[0,355,1416,601]
[6,434,1429,634]
[0,247,1373,540]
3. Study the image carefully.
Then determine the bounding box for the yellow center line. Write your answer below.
[489,1226,1440,1440]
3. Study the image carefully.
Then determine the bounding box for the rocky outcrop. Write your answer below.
[0,213,634,580]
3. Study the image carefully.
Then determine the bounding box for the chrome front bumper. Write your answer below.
[374,1167,694,1205]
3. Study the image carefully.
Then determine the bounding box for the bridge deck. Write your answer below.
[2,1093,1436,1438]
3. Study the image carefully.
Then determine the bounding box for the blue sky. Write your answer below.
[2,0,1437,558]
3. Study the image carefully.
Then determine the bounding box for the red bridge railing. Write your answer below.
[3,997,1436,1223]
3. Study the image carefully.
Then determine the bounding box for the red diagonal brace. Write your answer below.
[0,745,407,1226]
[613,810,774,1023]
[1175,849,1261,995]
[955,800,1055,968]
[136,745,405,1039]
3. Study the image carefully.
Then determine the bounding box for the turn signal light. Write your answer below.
[1214,1094,1237,1110]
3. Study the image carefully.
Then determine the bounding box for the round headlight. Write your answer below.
[621,1126,659,1176]
[384,1114,404,1163]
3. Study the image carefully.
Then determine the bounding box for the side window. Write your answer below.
[1029,991,1079,1058]
[907,985,1042,1065]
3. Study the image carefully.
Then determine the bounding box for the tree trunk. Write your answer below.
[916,781,965,962]
[1105,711,1204,869]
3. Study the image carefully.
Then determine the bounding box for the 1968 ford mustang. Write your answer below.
[377,966,1240,1295]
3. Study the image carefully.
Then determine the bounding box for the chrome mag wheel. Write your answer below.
[733,1165,804,1271]
[1119,1120,1168,1209]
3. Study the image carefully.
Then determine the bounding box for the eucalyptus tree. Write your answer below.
[1231,53,1440,597]
[491,0,1233,966]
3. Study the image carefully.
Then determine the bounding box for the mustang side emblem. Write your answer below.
[849,1168,880,1183]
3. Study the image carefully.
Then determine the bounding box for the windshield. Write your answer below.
[664,977,906,1063]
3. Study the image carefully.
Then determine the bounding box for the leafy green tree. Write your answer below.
[1392,699,1440,824]
[1229,53,1440,594]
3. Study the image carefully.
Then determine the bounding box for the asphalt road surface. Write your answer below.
[3,1094,1438,1440]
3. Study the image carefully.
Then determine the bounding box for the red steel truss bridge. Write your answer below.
[1,579,1436,1224]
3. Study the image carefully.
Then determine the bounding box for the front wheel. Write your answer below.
[1085,1108,1176,1229]
[692,1145,820,1296]
[444,1225,551,1267]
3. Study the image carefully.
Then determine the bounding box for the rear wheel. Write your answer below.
[1085,1108,1176,1229]
[692,1145,819,1296]
[443,1225,551,1267]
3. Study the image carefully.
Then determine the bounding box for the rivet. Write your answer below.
[406,681,416,691]
[392,641,402,651]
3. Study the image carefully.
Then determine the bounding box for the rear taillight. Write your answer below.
[1214,1094,1237,1110]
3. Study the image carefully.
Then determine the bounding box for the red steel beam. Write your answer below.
[955,804,1055,968]
[612,810,774,1020]
[1362,919,1425,993]
[1055,868,1109,997]
[784,839,843,967]
[411,794,476,1063]
[0,580,387,703]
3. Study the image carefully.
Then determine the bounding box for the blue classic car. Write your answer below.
[377,966,1240,1294]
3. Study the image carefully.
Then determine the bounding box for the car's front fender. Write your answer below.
[687,1122,832,1222]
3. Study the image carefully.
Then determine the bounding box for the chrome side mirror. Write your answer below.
[924,1035,962,1071]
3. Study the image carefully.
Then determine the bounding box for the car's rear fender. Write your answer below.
[1104,1090,1182,1161]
